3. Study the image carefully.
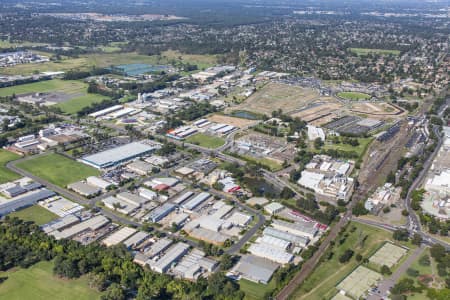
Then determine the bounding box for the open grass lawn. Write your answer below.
[0,79,87,97]
[186,133,225,149]
[0,149,21,184]
[234,153,282,172]
[292,222,399,300]
[0,79,109,114]
[350,48,400,56]
[9,205,58,225]
[337,91,372,101]
[55,94,108,114]
[161,50,217,70]
[321,137,373,159]
[239,278,276,300]
[16,153,100,187]
[0,261,101,300]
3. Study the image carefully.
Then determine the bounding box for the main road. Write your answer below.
[405,125,444,232]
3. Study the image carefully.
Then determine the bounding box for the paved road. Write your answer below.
[354,217,450,250]
[405,125,443,232]
[367,245,426,300]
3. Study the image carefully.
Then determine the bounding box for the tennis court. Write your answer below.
[337,266,382,299]
[369,242,408,268]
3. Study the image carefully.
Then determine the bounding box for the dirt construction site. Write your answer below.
[207,114,258,129]
[227,81,407,128]
[228,82,319,115]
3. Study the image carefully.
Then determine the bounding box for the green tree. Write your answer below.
[393,229,409,241]
[411,233,422,246]
[101,283,125,300]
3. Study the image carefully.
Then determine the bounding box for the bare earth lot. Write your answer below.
[228,82,319,115]
[207,114,258,129]
[291,100,343,126]
[350,102,406,120]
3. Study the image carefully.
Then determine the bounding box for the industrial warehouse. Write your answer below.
[80,141,161,169]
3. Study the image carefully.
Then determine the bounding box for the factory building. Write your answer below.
[67,181,101,197]
[42,214,81,234]
[126,160,154,175]
[0,189,56,216]
[88,105,123,118]
[51,215,109,240]
[116,192,149,207]
[138,188,158,201]
[182,192,211,211]
[272,219,318,239]
[144,203,176,223]
[123,231,149,249]
[228,255,279,284]
[172,249,218,280]
[258,235,291,250]
[102,227,138,247]
[80,141,160,169]
[264,202,285,215]
[263,227,309,248]
[247,243,293,264]
[102,196,139,215]
[145,238,173,258]
[148,242,190,274]
[172,191,194,205]
[86,176,113,190]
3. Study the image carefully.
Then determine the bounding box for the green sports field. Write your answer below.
[55,94,107,114]
[350,48,400,56]
[337,91,371,101]
[186,133,225,149]
[0,149,21,184]
[0,261,101,300]
[0,79,108,114]
[9,205,58,225]
[16,154,100,187]
[0,79,88,97]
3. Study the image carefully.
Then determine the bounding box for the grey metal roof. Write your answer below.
[82,142,158,168]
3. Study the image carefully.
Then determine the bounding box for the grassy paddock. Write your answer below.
[337,91,371,101]
[321,137,373,159]
[0,79,108,114]
[16,153,100,187]
[229,152,282,172]
[0,149,21,184]
[0,79,87,97]
[185,133,225,149]
[161,50,217,69]
[9,205,58,225]
[350,48,400,56]
[0,261,101,300]
[239,278,276,300]
[55,94,107,114]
